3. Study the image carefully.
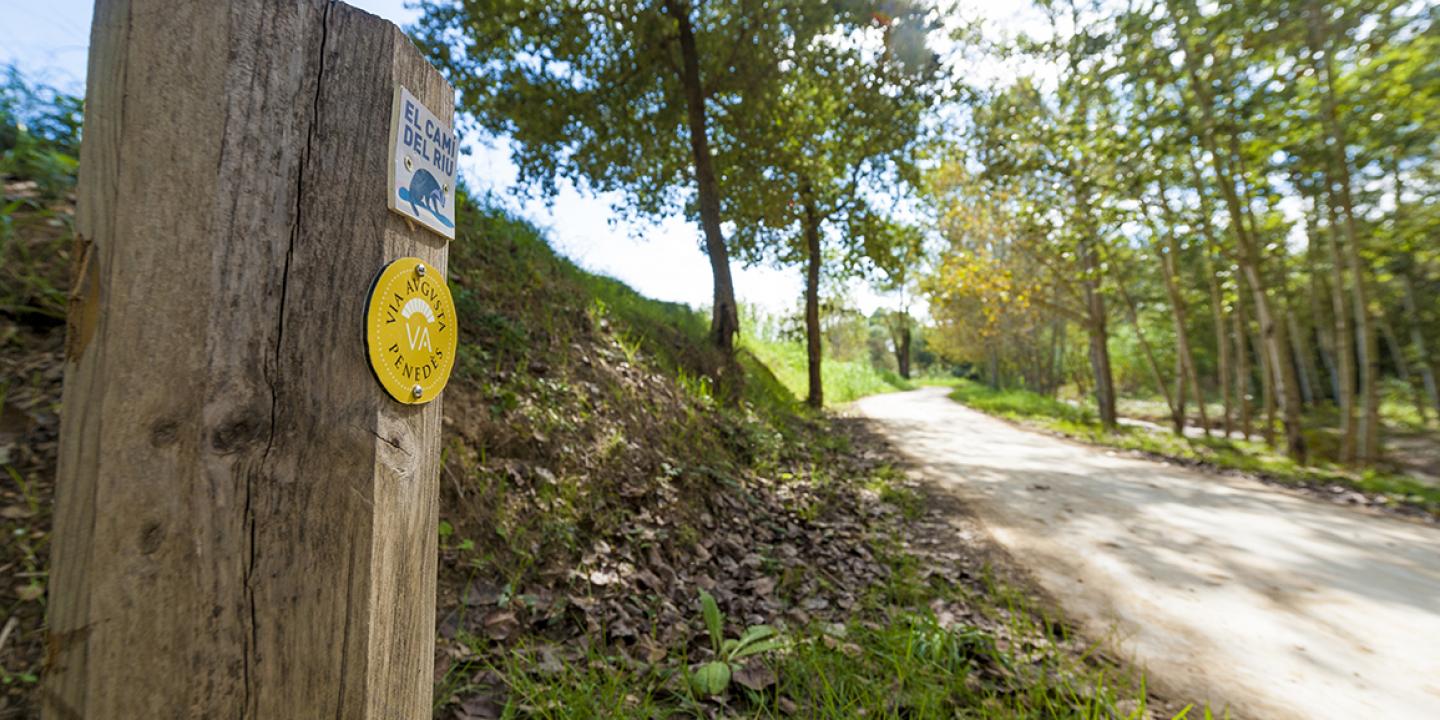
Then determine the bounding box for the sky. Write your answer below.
[1,0,1038,317]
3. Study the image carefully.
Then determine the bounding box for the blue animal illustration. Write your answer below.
[397,168,453,228]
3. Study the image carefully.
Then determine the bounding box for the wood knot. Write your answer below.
[210,415,265,454]
[150,419,180,448]
[139,521,165,555]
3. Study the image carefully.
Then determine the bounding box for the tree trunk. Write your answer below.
[1311,273,1340,403]
[1272,224,1319,409]
[1232,144,1282,449]
[1251,281,1278,447]
[1324,194,1357,462]
[1309,0,1379,463]
[1339,189,1378,463]
[1287,306,1318,406]
[1305,204,1340,403]
[1190,161,1233,435]
[665,0,739,353]
[1207,264,1232,436]
[1082,238,1118,430]
[1150,191,1210,435]
[802,193,823,408]
[1233,281,1254,440]
[885,311,913,380]
[896,321,912,379]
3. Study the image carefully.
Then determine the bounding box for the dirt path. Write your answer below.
[855,387,1440,720]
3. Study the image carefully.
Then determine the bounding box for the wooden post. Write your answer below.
[45,1,452,716]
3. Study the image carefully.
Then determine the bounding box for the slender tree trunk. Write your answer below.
[1118,279,1180,431]
[1251,286,1278,447]
[1206,261,1233,436]
[1309,0,1379,463]
[1082,238,1118,430]
[896,322,912,379]
[1271,223,1318,408]
[886,311,912,380]
[1150,192,1210,435]
[1191,159,1233,436]
[665,0,739,353]
[1338,162,1380,464]
[1087,319,1118,430]
[1172,0,1305,460]
[801,193,823,408]
[1232,144,1282,448]
[1287,305,1318,406]
[1324,195,1357,462]
[1311,273,1339,403]
[1305,203,1340,403]
[1234,288,1254,440]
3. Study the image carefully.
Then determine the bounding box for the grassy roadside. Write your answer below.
[438,447,1181,720]
[944,381,1440,520]
[741,335,914,406]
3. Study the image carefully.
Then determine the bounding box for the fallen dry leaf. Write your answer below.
[733,660,777,691]
[482,610,519,640]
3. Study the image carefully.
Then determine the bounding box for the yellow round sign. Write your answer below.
[365,257,458,404]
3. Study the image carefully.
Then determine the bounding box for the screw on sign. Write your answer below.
[365,257,458,404]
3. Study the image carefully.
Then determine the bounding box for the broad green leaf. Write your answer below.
[735,624,777,649]
[699,589,723,653]
[732,637,787,660]
[690,661,731,696]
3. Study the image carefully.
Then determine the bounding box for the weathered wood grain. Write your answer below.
[46,2,452,717]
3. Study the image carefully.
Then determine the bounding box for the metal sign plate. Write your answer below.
[364,257,458,404]
[388,86,458,240]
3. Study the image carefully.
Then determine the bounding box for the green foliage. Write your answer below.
[769,614,1153,719]
[416,0,800,219]
[1,65,82,198]
[1,66,80,323]
[948,380,1096,425]
[722,4,941,271]
[743,331,913,406]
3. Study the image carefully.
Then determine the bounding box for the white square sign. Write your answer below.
[388,86,458,240]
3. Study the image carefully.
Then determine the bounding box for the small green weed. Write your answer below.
[687,589,786,696]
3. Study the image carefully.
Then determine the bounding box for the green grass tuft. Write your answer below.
[948,381,1095,425]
